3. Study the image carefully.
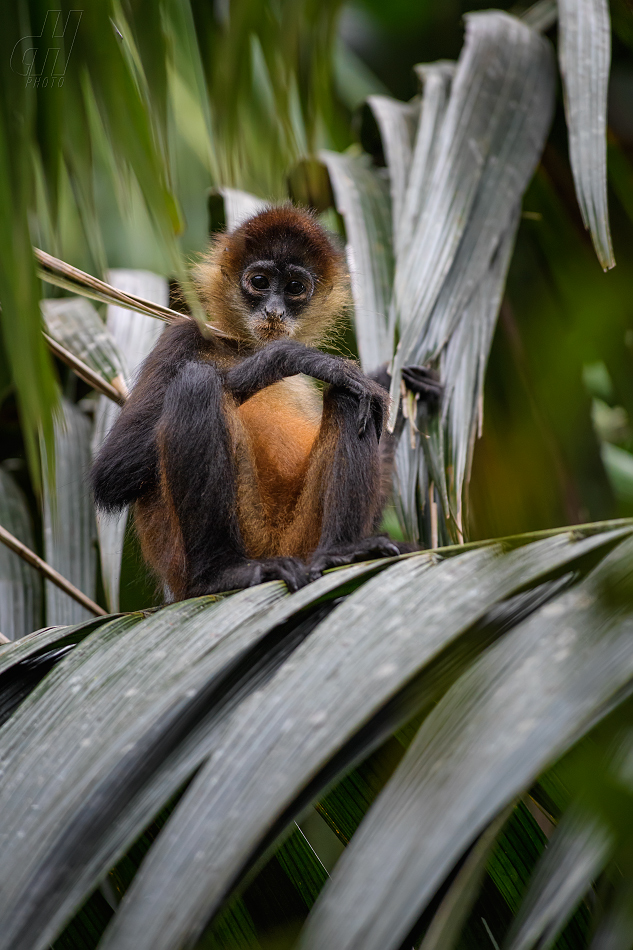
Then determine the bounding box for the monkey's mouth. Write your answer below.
[251,314,293,341]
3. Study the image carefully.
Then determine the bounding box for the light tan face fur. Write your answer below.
[192,212,351,349]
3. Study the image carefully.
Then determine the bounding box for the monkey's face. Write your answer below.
[240,260,315,342]
[194,206,351,346]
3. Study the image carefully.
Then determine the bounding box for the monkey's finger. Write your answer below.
[402,366,443,402]
[370,395,386,437]
[260,557,310,592]
[357,391,372,436]
[402,364,440,383]
[308,553,349,581]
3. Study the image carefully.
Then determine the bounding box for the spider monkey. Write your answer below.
[91,207,441,599]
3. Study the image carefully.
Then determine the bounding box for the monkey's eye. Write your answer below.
[250,275,270,290]
[285,280,306,296]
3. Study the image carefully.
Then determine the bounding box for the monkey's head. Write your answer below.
[195,206,350,347]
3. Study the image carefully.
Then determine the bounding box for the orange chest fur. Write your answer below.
[234,379,321,554]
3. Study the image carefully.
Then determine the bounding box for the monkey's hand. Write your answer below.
[224,340,387,437]
[402,365,443,410]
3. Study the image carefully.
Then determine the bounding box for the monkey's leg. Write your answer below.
[158,362,309,598]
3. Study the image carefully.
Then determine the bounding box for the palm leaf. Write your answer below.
[96,531,627,950]
[418,807,513,950]
[42,399,97,626]
[92,270,167,612]
[504,807,612,950]
[558,0,615,270]
[0,562,382,950]
[40,296,127,396]
[319,14,555,543]
[0,467,42,641]
[388,13,555,540]
[396,62,454,262]
[299,533,633,950]
[0,615,116,728]
[320,149,393,371]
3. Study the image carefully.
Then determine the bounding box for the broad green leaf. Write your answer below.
[558,0,615,270]
[299,533,633,950]
[42,399,97,626]
[0,6,59,492]
[40,296,127,392]
[0,562,383,950]
[0,467,42,641]
[505,808,612,950]
[92,269,167,612]
[99,531,627,950]
[162,0,217,177]
[321,149,393,371]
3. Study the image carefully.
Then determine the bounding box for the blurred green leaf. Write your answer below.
[601,442,633,505]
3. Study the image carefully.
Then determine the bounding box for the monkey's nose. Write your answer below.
[264,308,286,322]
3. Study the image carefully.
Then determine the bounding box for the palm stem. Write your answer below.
[0,524,107,617]
[34,248,230,339]
[44,334,127,406]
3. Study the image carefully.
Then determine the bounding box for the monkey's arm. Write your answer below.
[91,321,203,511]
[224,340,386,436]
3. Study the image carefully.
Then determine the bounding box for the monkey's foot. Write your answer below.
[402,366,443,408]
[309,536,402,581]
[193,556,310,596]
[254,557,311,592]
